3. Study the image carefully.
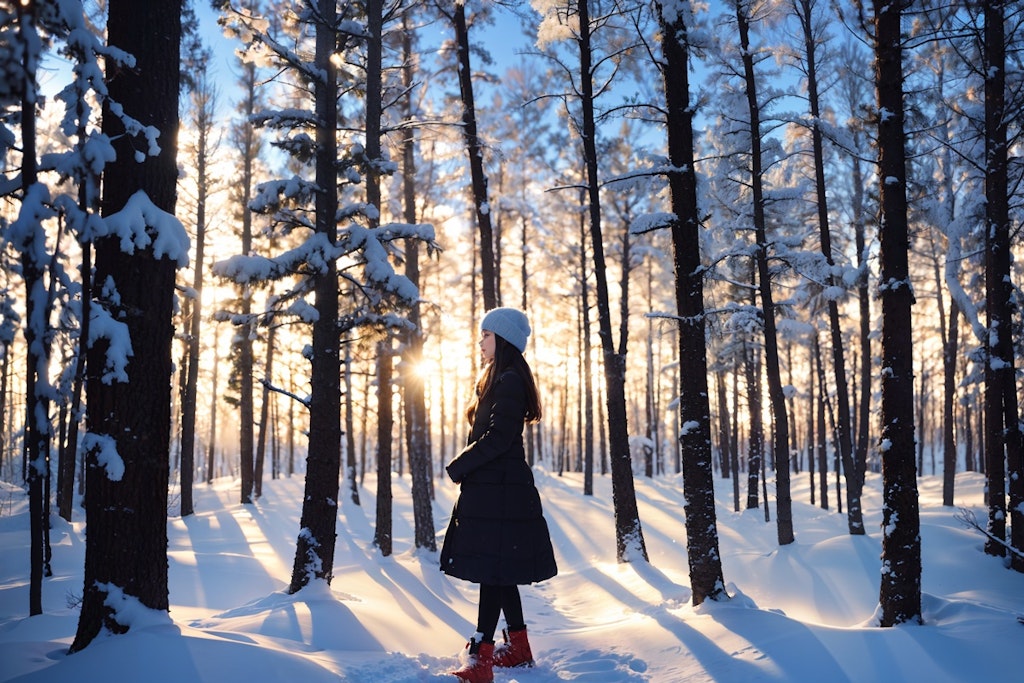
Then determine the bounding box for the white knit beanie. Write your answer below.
[480,307,531,353]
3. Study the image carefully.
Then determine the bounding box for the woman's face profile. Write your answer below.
[480,329,496,364]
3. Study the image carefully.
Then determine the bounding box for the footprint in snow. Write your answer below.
[506,647,647,681]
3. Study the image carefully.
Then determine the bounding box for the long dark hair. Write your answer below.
[466,335,542,425]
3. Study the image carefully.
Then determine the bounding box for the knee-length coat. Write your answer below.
[440,368,558,586]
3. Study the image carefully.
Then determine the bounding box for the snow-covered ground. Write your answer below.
[0,466,1020,682]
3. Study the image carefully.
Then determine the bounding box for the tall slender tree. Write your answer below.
[655,0,727,604]
[287,0,343,593]
[735,0,794,545]
[791,0,862,535]
[177,42,218,517]
[573,0,647,561]
[446,0,497,309]
[981,0,1023,570]
[872,0,922,626]
[11,0,52,618]
[73,0,185,651]
[397,14,436,550]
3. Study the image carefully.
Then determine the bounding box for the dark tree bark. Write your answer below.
[835,41,872,489]
[940,295,959,507]
[657,0,726,604]
[576,0,646,562]
[730,369,741,511]
[644,259,659,477]
[0,335,8,489]
[873,0,922,626]
[578,188,595,496]
[451,2,497,309]
[178,55,216,517]
[16,1,49,618]
[744,290,764,509]
[398,16,436,550]
[288,0,342,593]
[736,1,794,546]
[794,0,862,535]
[72,0,181,651]
[206,329,220,484]
[374,338,394,556]
[813,328,830,510]
[344,337,359,504]
[235,61,257,506]
[928,68,960,508]
[716,366,731,481]
[253,324,275,499]
[807,346,817,508]
[982,0,1023,570]
[57,34,99,523]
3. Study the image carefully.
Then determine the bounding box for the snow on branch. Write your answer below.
[954,508,1024,561]
[260,376,310,409]
[7,184,56,259]
[251,176,320,215]
[81,432,124,481]
[88,277,133,384]
[630,212,677,235]
[94,190,189,266]
[213,232,339,284]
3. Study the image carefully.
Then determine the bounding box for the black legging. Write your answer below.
[475,584,525,642]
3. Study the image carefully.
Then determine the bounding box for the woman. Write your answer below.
[441,307,558,683]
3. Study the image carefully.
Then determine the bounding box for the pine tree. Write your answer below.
[73,0,185,651]
[734,0,794,545]
[656,0,727,604]
[872,0,922,627]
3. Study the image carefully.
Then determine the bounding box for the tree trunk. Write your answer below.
[178,63,215,517]
[57,94,96,523]
[873,0,922,626]
[288,0,342,593]
[343,336,359,503]
[374,338,394,556]
[452,3,497,309]
[716,367,731,481]
[736,2,794,546]
[520,216,537,467]
[658,0,726,604]
[578,188,595,495]
[236,59,257,506]
[206,327,220,484]
[796,0,862,534]
[838,45,872,485]
[813,329,830,509]
[0,337,8,485]
[253,325,276,499]
[399,16,436,550]
[808,351,816,508]
[935,109,959,507]
[73,0,181,650]
[942,294,958,507]
[577,0,646,562]
[16,2,49,618]
[730,369,740,510]
[645,259,659,478]
[744,312,764,509]
[982,0,1022,570]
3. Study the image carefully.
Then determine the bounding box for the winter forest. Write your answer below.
[0,0,1023,678]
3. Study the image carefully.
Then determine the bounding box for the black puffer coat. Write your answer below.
[440,369,558,586]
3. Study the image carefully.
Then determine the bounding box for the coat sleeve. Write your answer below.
[446,371,526,483]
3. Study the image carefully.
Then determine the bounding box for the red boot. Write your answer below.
[493,627,534,668]
[451,638,494,683]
